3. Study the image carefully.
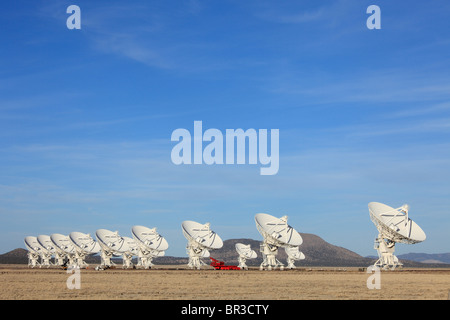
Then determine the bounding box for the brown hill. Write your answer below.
[209,234,374,267]
[0,248,29,264]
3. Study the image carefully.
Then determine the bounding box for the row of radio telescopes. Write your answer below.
[24,202,426,271]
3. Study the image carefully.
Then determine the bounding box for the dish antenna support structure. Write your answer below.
[95,229,117,268]
[235,243,257,270]
[97,232,115,268]
[50,234,76,267]
[39,234,65,267]
[131,226,168,269]
[36,235,57,268]
[69,232,101,268]
[181,221,223,269]
[120,236,139,269]
[284,245,305,269]
[96,229,139,269]
[24,236,43,268]
[255,213,303,270]
[368,202,426,270]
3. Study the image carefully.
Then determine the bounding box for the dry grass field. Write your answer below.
[0,264,449,300]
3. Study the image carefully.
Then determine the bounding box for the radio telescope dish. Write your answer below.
[50,234,76,267]
[131,225,168,269]
[235,243,257,270]
[181,221,223,269]
[120,236,139,269]
[255,213,303,270]
[96,229,139,269]
[284,245,305,269]
[368,202,426,270]
[36,235,56,268]
[69,232,101,268]
[24,236,43,268]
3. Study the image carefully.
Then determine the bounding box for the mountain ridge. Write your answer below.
[397,252,450,264]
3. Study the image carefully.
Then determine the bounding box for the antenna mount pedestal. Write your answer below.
[186,242,208,269]
[27,252,40,268]
[368,202,425,271]
[259,242,284,270]
[373,234,403,270]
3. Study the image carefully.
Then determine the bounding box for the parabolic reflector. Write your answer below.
[285,245,305,260]
[181,221,223,249]
[255,213,302,246]
[368,201,426,270]
[96,229,138,254]
[182,220,222,269]
[37,235,56,253]
[50,234,76,254]
[235,243,257,270]
[131,225,169,251]
[131,225,168,269]
[255,213,303,270]
[69,231,101,254]
[24,236,43,268]
[24,236,43,254]
[368,202,426,244]
[235,243,257,259]
[121,236,139,255]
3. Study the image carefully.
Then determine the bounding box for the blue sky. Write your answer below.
[1,0,450,258]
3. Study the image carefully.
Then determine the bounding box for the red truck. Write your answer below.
[210,257,240,270]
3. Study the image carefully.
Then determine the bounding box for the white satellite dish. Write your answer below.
[24,236,43,268]
[120,236,139,269]
[131,225,168,269]
[368,202,426,270]
[255,213,303,270]
[36,235,56,268]
[181,221,223,269]
[69,232,101,268]
[284,245,305,269]
[235,243,257,270]
[50,233,76,267]
[96,229,139,269]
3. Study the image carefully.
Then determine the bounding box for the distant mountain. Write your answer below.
[397,253,450,264]
[209,234,376,267]
[2,234,449,268]
[0,248,28,264]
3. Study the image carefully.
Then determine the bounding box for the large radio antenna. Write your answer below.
[131,225,168,269]
[235,243,257,270]
[50,234,76,267]
[24,236,42,268]
[96,229,139,269]
[69,232,101,268]
[36,235,56,268]
[368,202,426,270]
[284,245,305,269]
[181,221,223,269]
[255,213,303,270]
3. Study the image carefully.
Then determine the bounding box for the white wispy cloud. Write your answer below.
[268,66,450,104]
[382,101,450,120]
[256,7,326,24]
[251,0,355,25]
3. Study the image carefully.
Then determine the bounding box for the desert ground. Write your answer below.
[0,264,449,300]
